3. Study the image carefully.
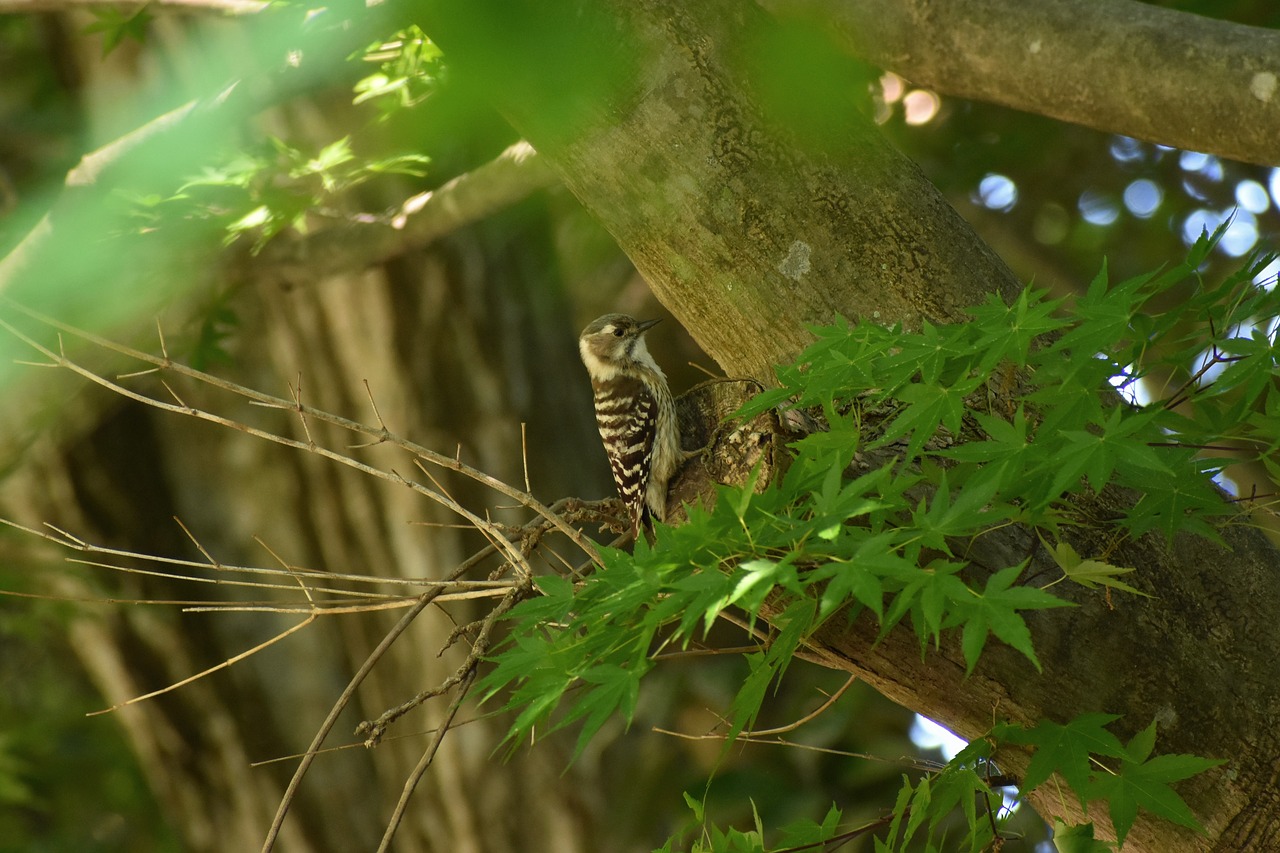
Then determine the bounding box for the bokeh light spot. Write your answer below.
[1181,176,1211,202]
[1253,256,1280,290]
[902,89,940,125]
[1181,208,1224,246]
[880,72,905,105]
[1220,210,1258,257]
[1180,151,1210,171]
[1109,135,1144,164]
[1123,179,1162,218]
[1078,189,1120,226]
[1107,363,1152,406]
[910,715,967,760]
[1180,151,1223,181]
[1236,180,1270,214]
[975,173,1018,212]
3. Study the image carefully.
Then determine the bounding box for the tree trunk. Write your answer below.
[419,1,1280,848]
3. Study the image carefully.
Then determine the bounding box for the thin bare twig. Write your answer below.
[0,517,509,591]
[520,422,531,494]
[173,516,221,568]
[652,729,949,779]
[179,596,474,614]
[0,302,600,564]
[261,588,441,853]
[653,674,858,740]
[89,616,315,716]
[651,644,762,660]
[250,710,494,767]
[0,305,617,853]
[262,525,547,850]
[255,535,316,606]
[62,556,403,600]
[409,457,531,584]
[376,669,478,853]
[0,314,546,582]
[349,379,391,449]
[356,587,523,746]
[0,588,301,608]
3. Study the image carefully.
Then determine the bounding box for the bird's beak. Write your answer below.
[637,318,662,333]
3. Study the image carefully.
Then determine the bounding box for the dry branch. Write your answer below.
[0,302,599,562]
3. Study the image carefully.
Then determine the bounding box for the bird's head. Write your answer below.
[578,313,662,379]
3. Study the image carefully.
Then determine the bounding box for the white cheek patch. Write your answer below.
[580,338,620,380]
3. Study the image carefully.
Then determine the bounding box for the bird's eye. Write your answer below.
[612,328,624,337]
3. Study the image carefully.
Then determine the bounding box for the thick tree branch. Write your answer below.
[764,0,1280,166]
[0,96,208,296]
[0,94,549,306]
[253,142,554,283]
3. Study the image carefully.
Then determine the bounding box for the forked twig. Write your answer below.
[0,313,542,581]
[356,587,523,747]
[0,301,600,564]
[261,588,442,852]
[250,709,495,767]
[0,517,509,592]
[376,668,478,853]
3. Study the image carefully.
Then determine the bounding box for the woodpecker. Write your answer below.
[579,313,684,535]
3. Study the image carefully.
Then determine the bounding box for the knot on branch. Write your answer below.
[664,378,782,525]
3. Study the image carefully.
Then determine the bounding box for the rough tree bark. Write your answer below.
[419,0,1023,382]
[419,1,1280,849]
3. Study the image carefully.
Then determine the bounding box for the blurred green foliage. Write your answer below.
[0,593,180,852]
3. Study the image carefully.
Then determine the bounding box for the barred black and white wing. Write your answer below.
[592,374,658,533]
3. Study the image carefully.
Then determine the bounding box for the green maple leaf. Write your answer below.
[84,6,153,56]
[1045,540,1150,598]
[1006,713,1127,802]
[564,662,643,761]
[1051,820,1115,853]
[1087,722,1224,847]
[959,563,1071,672]
[874,377,976,459]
